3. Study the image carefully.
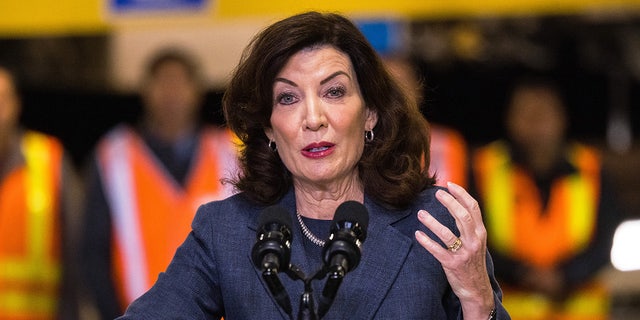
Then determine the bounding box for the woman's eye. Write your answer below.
[326,87,345,98]
[277,93,298,105]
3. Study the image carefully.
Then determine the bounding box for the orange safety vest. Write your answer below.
[473,141,608,320]
[97,125,239,307]
[429,125,468,188]
[0,131,64,320]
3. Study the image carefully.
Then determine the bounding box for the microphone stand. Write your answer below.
[281,263,344,320]
[285,264,320,320]
[285,264,344,320]
[258,248,345,320]
[298,289,316,320]
[260,262,319,320]
[261,266,293,317]
[316,263,345,319]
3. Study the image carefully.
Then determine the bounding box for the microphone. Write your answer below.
[322,201,369,274]
[251,205,293,316]
[318,201,369,318]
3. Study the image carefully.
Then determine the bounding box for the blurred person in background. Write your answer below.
[0,66,81,319]
[80,48,239,319]
[382,55,469,188]
[471,76,623,320]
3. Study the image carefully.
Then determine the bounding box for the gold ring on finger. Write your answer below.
[448,237,462,252]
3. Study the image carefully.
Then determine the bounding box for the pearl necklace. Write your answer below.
[296,211,326,247]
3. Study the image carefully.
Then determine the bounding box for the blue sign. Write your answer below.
[356,20,405,57]
[111,0,208,12]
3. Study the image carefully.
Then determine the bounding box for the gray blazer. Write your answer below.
[119,187,509,319]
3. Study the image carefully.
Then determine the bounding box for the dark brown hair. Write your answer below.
[223,11,434,209]
[143,47,203,90]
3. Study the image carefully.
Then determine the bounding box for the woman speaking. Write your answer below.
[119,11,508,319]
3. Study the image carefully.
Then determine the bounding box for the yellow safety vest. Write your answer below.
[473,141,608,320]
[0,131,63,320]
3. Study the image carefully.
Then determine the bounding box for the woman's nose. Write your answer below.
[303,97,327,131]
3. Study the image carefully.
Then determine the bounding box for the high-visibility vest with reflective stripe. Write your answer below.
[429,125,468,188]
[474,141,600,267]
[97,126,239,307]
[473,141,607,320]
[0,131,63,320]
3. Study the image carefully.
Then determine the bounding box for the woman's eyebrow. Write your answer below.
[274,77,296,86]
[320,71,349,85]
[274,70,349,87]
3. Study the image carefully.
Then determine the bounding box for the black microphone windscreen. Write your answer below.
[258,205,293,230]
[334,201,369,230]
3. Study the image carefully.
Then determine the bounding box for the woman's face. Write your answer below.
[265,45,378,188]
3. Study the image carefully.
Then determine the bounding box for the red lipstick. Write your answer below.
[301,141,335,158]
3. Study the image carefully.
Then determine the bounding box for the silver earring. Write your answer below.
[268,140,277,152]
[365,130,374,142]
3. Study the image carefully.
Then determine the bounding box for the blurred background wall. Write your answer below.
[1,0,640,317]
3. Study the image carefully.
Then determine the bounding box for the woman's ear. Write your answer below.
[264,127,273,141]
[365,108,378,131]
